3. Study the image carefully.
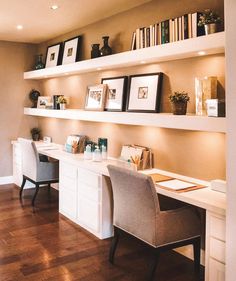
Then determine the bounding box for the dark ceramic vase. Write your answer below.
[100,36,112,56]
[172,101,187,115]
[35,54,45,70]
[91,44,100,59]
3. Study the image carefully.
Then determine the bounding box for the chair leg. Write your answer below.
[109,227,120,264]
[32,183,40,206]
[193,236,201,274]
[47,183,51,196]
[148,248,160,281]
[19,175,27,199]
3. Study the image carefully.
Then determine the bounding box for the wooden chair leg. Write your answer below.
[193,236,201,274]
[109,227,120,264]
[19,175,27,199]
[32,183,40,206]
[148,248,160,281]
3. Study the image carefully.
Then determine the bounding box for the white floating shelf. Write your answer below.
[24,32,225,80]
[24,108,226,133]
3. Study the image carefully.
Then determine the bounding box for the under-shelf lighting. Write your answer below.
[51,5,59,10]
[16,25,23,30]
[140,60,146,64]
[198,51,206,56]
[97,67,102,71]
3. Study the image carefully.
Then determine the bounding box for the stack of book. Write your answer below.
[131,12,205,50]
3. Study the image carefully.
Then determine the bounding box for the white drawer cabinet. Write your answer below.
[59,161,78,222]
[206,211,226,281]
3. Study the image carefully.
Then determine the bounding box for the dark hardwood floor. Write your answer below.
[0,184,204,281]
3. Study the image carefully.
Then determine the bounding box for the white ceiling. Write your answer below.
[0,0,150,44]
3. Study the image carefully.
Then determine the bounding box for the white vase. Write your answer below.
[60,103,66,110]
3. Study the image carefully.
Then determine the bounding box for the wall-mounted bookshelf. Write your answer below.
[24,107,226,133]
[24,32,225,80]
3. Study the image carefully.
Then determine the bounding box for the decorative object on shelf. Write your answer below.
[198,9,222,35]
[195,76,217,115]
[30,127,41,141]
[29,89,40,108]
[34,54,45,70]
[101,76,128,111]
[98,137,108,152]
[53,95,61,109]
[37,96,51,109]
[45,42,63,68]
[169,91,190,115]
[92,145,102,162]
[57,95,67,110]
[91,44,100,59]
[206,99,225,117]
[85,84,107,111]
[62,36,81,65]
[100,36,112,56]
[127,72,163,113]
[65,135,87,154]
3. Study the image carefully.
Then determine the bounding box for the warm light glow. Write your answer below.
[198,51,206,56]
[16,25,23,30]
[97,67,102,71]
[51,5,59,10]
[140,60,146,64]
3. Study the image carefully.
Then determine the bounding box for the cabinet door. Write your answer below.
[59,187,77,220]
[77,196,100,233]
[209,258,225,281]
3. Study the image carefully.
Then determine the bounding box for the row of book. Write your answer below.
[131,12,204,50]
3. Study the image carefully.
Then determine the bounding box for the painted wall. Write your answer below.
[0,41,38,177]
[36,0,225,180]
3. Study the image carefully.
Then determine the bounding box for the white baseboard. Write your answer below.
[174,246,205,266]
[0,176,14,185]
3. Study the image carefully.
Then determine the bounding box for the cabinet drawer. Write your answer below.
[60,162,77,179]
[60,175,77,192]
[209,214,226,241]
[59,187,77,219]
[78,167,100,187]
[209,258,225,281]
[210,237,225,263]
[78,197,100,233]
[78,181,100,203]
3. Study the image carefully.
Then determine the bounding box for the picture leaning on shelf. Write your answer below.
[130,9,223,50]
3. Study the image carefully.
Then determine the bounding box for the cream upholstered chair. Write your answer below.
[18,138,59,206]
[107,165,201,281]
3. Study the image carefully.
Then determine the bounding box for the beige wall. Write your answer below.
[0,41,38,177]
[36,0,225,181]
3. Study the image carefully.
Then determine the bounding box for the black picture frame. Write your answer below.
[62,36,81,65]
[126,72,163,113]
[45,42,63,68]
[101,76,128,111]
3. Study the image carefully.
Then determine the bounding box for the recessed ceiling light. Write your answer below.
[51,5,59,10]
[16,25,23,30]
[198,51,206,56]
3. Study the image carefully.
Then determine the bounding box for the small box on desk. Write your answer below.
[206,99,225,117]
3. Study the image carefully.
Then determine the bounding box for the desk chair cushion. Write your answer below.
[107,165,201,247]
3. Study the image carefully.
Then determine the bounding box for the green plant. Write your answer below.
[198,9,221,26]
[57,95,67,104]
[30,127,41,135]
[169,91,190,103]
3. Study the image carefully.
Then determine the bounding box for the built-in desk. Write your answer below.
[12,141,226,281]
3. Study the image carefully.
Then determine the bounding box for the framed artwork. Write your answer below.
[37,96,52,109]
[45,43,63,68]
[85,84,107,111]
[126,72,163,112]
[62,36,81,65]
[101,76,128,111]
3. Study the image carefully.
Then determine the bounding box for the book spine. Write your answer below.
[161,20,169,44]
[158,23,162,45]
[135,28,140,49]
[178,17,182,41]
[174,18,178,41]
[188,13,192,38]
[192,12,204,37]
[131,32,136,50]
[183,14,188,39]
[169,19,173,43]
[146,27,150,47]
[140,28,145,48]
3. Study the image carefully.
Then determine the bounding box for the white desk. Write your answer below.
[12,141,226,281]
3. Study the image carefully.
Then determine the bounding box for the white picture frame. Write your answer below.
[45,43,63,68]
[37,96,52,109]
[62,36,81,65]
[85,84,107,111]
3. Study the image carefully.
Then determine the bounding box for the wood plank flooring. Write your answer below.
[0,184,204,281]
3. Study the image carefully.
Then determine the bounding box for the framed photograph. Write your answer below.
[85,84,107,111]
[37,96,52,109]
[62,36,81,65]
[101,76,128,111]
[127,72,163,112]
[45,43,63,68]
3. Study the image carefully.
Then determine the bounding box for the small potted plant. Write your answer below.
[30,127,41,141]
[169,91,190,115]
[57,96,67,110]
[198,9,222,35]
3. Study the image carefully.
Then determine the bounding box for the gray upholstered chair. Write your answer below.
[107,165,201,280]
[18,138,59,206]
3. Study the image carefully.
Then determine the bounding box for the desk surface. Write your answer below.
[36,142,226,216]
